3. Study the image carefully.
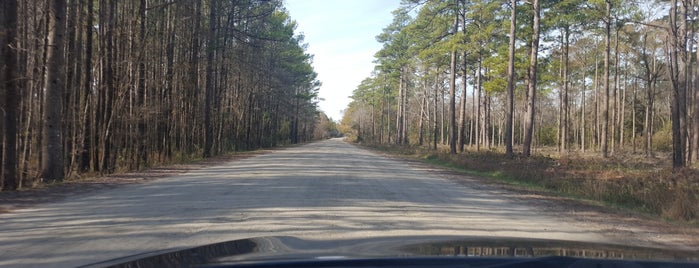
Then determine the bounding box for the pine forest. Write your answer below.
[1,0,331,190]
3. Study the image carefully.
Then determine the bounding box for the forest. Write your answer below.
[341,0,699,170]
[0,0,332,191]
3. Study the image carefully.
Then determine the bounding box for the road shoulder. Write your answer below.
[366,147,699,251]
[0,150,270,214]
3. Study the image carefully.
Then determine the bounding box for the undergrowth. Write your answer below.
[366,143,699,224]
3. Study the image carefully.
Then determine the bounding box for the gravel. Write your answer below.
[0,138,695,267]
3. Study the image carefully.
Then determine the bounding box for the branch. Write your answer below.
[626,20,669,30]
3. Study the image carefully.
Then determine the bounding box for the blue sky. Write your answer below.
[284,0,401,121]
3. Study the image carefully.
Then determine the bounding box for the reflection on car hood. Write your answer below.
[82,236,699,267]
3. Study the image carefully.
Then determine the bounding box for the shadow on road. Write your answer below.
[0,139,636,267]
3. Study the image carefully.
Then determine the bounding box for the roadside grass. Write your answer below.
[362,143,699,224]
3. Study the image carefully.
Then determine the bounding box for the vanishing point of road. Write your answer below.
[0,138,695,267]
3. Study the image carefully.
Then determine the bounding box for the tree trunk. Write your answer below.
[522,0,540,157]
[668,0,688,167]
[42,0,66,182]
[396,71,404,144]
[136,0,147,168]
[645,75,655,157]
[695,27,699,162]
[469,68,475,147]
[188,0,201,154]
[2,0,19,190]
[458,53,468,153]
[561,27,570,154]
[402,71,409,144]
[620,63,627,150]
[632,78,636,153]
[611,27,620,154]
[476,60,482,151]
[441,76,445,145]
[433,74,438,150]
[581,69,586,152]
[79,0,93,173]
[480,69,489,148]
[203,0,216,158]
[64,0,79,177]
[418,90,425,146]
[641,33,656,157]
[601,0,611,158]
[100,0,116,173]
[448,19,457,154]
[594,54,599,148]
[505,0,516,156]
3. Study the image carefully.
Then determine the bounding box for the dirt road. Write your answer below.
[0,139,695,267]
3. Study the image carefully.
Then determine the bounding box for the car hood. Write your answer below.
[82,236,698,267]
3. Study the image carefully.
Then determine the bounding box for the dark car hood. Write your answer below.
[82,236,699,267]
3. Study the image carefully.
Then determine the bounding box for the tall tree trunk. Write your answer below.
[668,0,688,167]
[645,75,655,157]
[641,33,656,157]
[620,63,627,150]
[611,27,620,154]
[581,69,586,152]
[440,77,445,145]
[396,71,404,144]
[686,0,699,163]
[448,16,458,154]
[483,93,495,149]
[203,0,216,158]
[561,26,570,154]
[522,0,540,157]
[64,0,79,177]
[484,94,491,148]
[469,68,475,147]
[632,78,636,153]
[602,0,611,158]
[480,69,489,148]
[476,60,482,151]
[188,0,201,154]
[685,2,694,163]
[594,54,600,148]
[458,53,468,153]
[433,74,438,150]
[505,0,516,156]
[380,89,385,143]
[418,90,425,146]
[100,0,116,173]
[80,0,93,172]
[2,0,19,190]
[42,0,66,182]
[695,21,699,162]
[136,0,147,168]
[402,71,409,144]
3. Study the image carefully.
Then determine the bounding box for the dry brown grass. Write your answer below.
[367,143,699,223]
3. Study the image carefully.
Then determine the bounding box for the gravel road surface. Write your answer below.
[0,139,694,267]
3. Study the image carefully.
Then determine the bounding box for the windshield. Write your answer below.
[0,0,697,267]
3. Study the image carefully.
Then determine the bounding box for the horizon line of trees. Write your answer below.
[341,0,699,168]
[1,0,327,191]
